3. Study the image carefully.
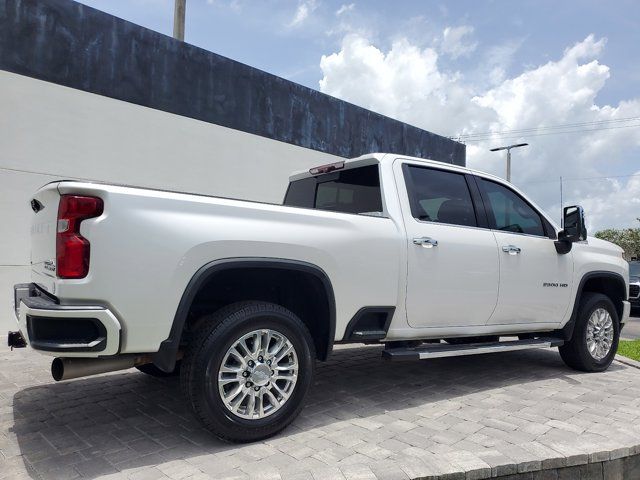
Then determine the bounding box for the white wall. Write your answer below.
[0,70,340,330]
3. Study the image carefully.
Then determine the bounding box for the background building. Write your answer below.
[0,0,464,330]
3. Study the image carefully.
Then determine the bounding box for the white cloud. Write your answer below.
[336,3,355,16]
[288,0,318,28]
[206,0,242,11]
[319,33,640,231]
[579,174,640,232]
[319,34,492,139]
[441,25,477,59]
[480,38,525,87]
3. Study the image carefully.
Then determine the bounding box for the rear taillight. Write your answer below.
[56,195,103,279]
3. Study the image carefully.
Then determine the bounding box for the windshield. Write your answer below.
[630,262,640,277]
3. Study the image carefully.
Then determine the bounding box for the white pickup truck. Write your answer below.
[10,153,631,442]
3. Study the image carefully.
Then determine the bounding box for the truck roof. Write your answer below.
[289,153,474,182]
[290,153,521,190]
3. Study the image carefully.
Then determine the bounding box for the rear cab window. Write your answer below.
[284,164,383,215]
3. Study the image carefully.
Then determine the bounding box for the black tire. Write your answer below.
[559,292,619,372]
[180,301,315,443]
[136,361,181,377]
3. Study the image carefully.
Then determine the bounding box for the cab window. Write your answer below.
[284,164,383,215]
[403,164,477,228]
[478,178,545,236]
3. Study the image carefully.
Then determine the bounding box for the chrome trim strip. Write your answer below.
[413,217,552,239]
[416,341,555,359]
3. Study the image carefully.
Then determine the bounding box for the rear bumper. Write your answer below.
[13,283,121,357]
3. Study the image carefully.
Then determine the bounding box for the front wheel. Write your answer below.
[181,301,315,443]
[559,293,619,372]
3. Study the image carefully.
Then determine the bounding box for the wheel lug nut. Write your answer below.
[242,371,249,377]
[254,386,260,391]
[267,360,272,366]
[258,356,264,362]
[248,360,254,367]
[246,381,252,387]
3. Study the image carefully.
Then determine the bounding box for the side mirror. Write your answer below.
[555,205,587,254]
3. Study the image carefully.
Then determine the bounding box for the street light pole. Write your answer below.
[173,0,186,41]
[489,143,529,182]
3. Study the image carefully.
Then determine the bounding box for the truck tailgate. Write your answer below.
[30,183,60,293]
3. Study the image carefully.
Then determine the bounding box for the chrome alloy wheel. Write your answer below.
[586,308,614,361]
[218,329,298,420]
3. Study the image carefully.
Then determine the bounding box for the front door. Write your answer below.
[476,177,574,324]
[398,162,500,328]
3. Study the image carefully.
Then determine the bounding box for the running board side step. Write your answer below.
[382,337,564,361]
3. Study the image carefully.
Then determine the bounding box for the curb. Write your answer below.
[414,445,640,480]
[615,354,640,369]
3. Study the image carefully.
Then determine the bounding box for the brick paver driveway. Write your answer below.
[2,344,640,479]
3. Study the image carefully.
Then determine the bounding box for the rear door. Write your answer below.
[29,183,60,293]
[397,161,500,328]
[476,177,573,324]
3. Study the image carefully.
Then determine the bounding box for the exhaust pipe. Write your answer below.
[51,354,153,381]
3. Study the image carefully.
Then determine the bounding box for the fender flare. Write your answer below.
[152,257,336,372]
[560,270,627,340]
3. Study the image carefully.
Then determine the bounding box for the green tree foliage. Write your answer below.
[594,227,640,260]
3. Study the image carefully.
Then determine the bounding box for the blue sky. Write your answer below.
[77,0,640,230]
[78,0,639,104]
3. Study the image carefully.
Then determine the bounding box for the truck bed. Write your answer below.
[29,180,404,353]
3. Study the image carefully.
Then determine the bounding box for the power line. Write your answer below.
[458,115,640,139]
[462,123,640,142]
[519,172,640,186]
[453,118,640,143]
[457,116,640,139]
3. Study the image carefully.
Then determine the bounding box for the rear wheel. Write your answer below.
[559,293,619,372]
[181,301,315,443]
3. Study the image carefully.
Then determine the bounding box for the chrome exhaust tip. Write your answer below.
[51,355,152,381]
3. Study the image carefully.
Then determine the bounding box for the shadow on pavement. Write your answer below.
[10,346,621,479]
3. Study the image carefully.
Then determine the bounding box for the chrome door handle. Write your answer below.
[502,245,521,255]
[413,237,438,248]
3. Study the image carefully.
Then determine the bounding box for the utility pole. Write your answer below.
[173,0,186,41]
[560,176,563,227]
[489,143,528,182]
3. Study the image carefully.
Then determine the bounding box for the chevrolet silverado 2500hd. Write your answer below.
[10,153,631,442]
